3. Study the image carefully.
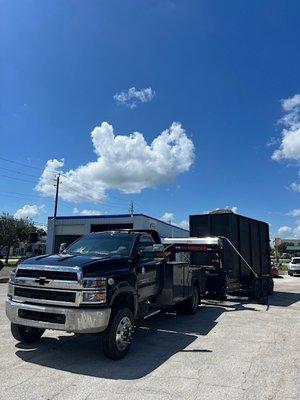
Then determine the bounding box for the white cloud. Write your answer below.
[36,121,195,203]
[114,87,155,109]
[178,219,189,230]
[281,94,300,112]
[203,206,238,214]
[272,94,300,161]
[293,223,300,236]
[290,182,300,192]
[14,204,43,220]
[160,212,189,231]
[160,212,174,223]
[73,207,103,216]
[277,226,292,236]
[286,208,300,217]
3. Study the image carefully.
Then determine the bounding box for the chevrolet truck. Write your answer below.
[6,230,203,360]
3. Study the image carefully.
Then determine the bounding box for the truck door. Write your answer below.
[136,234,160,301]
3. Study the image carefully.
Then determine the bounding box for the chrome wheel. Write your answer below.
[115,316,133,351]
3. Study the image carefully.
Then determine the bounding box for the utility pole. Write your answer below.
[54,175,60,219]
[129,201,134,219]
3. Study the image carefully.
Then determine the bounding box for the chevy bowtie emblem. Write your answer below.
[35,277,51,285]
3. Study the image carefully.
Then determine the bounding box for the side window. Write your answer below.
[138,235,154,248]
[137,235,154,254]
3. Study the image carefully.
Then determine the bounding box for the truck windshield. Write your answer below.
[292,258,300,264]
[64,233,134,257]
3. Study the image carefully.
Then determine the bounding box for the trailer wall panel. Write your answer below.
[189,213,270,281]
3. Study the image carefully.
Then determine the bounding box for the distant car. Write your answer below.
[270,262,279,278]
[288,257,300,276]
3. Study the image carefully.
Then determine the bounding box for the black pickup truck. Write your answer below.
[6,230,203,359]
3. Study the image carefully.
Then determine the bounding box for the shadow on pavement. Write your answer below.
[15,324,197,379]
[14,301,256,379]
[14,288,299,379]
[262,291,300,307]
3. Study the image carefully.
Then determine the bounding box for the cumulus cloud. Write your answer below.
[114,87,155,109]
[272,93,300,161]
[14,204,43,219]
[73,207,103,216]
[36,122,195,203]
[203,206,238,214]
[178,219,189,230]
[160,212,174,223]
[277,226,292,236]
[290,182,300,192]
[160,212,189,231]
[286,208,300,217]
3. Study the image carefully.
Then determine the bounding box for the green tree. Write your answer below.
[0,213,38,264]
[277,242,287,256]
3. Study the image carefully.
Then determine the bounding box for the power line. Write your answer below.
[0,156,44,171]
[0,174,38,184]
[0,166,41,179]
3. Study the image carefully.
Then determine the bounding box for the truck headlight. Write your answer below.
[9,268,16,283]
[82,291,106,303]
[83,277,106,288]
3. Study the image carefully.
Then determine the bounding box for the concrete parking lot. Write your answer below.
[0,277,299,400]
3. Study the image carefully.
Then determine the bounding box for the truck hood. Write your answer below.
[18,254,131,277]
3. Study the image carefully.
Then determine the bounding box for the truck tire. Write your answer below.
[261,279,269,298]
[102,308,134,360]
[251,279,261,300]
[268,277,274,295]
[179,285,199,315]
[11,323,45,343]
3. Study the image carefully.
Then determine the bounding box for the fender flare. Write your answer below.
[108,282,138,317]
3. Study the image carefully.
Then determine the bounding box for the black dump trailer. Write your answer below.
[189,211,273,299]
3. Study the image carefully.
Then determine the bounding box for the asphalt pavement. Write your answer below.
[0,276,299,400]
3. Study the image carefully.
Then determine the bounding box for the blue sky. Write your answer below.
[1,0,300,237]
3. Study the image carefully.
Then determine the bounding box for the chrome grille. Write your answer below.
[14,287,76,303]
[16,269,78,281]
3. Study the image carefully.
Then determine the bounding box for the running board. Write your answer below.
[143,309,161,320]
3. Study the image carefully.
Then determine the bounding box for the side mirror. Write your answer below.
[59,243,67,254]
[153,244,164,261]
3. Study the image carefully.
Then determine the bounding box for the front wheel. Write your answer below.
[102,308,134,360]
[11,323,45,343]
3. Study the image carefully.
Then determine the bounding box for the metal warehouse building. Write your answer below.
[46,213,189,253]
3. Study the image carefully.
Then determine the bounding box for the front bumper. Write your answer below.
[290,269,300,275]
[6,299,111,333]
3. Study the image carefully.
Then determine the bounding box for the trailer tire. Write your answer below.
[251,279,261,300]
[179,285,199,315]
[268,277,274,295]
[102,308,134,360]
[261,279,269,298]
[11,323,45,343]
